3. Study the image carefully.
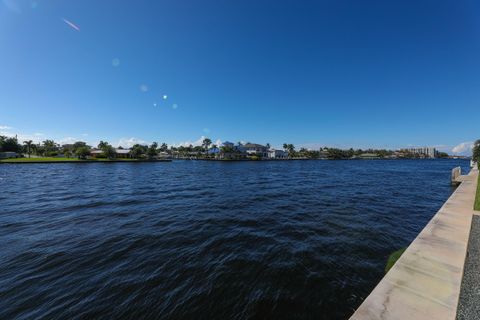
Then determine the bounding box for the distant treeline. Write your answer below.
[0,135,461,160]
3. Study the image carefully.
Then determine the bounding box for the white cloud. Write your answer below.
[214,139,222,146]
[0,125,12,130]
[117,137,148,148]
[452,141,473,155]
[58,137,78,145]
[140,84,149,92]
[174,136,210,147]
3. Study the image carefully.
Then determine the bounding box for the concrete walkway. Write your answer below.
[350,167,479,320]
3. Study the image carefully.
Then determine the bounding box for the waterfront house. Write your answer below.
[90,148,131,158]
[237,143,268,158]
[268,149,288,159]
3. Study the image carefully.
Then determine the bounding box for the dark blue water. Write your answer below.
[0,159,470,319]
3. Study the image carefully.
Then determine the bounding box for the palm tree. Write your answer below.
[23,140,33,158]
[202,138,212,156]
[42,139,57,156]
[147,142,158,159]
[98,141,108,150]
[283,143,288,151]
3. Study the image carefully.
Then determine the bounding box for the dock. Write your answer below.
[350,166,479,320]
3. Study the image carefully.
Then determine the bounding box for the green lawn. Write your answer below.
[0,157,83,162]
[0,157,141,163]
[475,173,480,211]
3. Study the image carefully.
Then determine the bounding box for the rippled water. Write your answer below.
[0,159,470,319]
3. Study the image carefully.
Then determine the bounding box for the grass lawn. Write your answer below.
[0,157,143,163]
[475,173,480,211]
[0,157,83,162]
[385,247,406,274]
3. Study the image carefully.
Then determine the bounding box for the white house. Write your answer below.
[237,143,268,157]
[90,148,131,158]
[268,149,288,159]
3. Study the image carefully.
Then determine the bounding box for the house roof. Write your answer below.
[90,148,130,154]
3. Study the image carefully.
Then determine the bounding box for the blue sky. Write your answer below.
[1,0,479,154]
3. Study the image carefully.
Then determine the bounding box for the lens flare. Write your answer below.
[62,18,80,31]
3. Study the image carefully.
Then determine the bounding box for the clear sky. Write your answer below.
[1,0,479,154]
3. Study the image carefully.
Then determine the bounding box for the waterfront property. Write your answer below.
[90,148,131,158]
[237,143,269,158]
[267,149,288,159]
[405,147,438,158]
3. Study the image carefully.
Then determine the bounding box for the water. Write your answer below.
[0,159,470,319]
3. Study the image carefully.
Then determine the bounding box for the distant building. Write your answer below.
[90,148,131,158]
[268,149,288,159]
[237,143,268,157]
[406,147,437,158]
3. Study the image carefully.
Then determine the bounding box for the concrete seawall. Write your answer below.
[350,167,479,320]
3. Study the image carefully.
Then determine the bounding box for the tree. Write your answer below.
[147,142,158,159]
[473,140,480,164]
[286,144,295,157]
[266,143,271,149]
[23,140,33,158]
[75,146,91,159]
[97,141,115,159]
[159,143,168,152]
[130,144,147,159]
[42,139,58,156]
[98,141,109,150]
[202,138,212,156]
[437,152,449,158]
[73,141,87,150]
[283,143,288,151]
[103,145,116,159]
[0,136,21,153]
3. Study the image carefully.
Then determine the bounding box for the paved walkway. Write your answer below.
[350,167,479,320]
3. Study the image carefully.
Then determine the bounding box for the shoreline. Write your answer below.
[0,159,172,164]
[0,158,465,164]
